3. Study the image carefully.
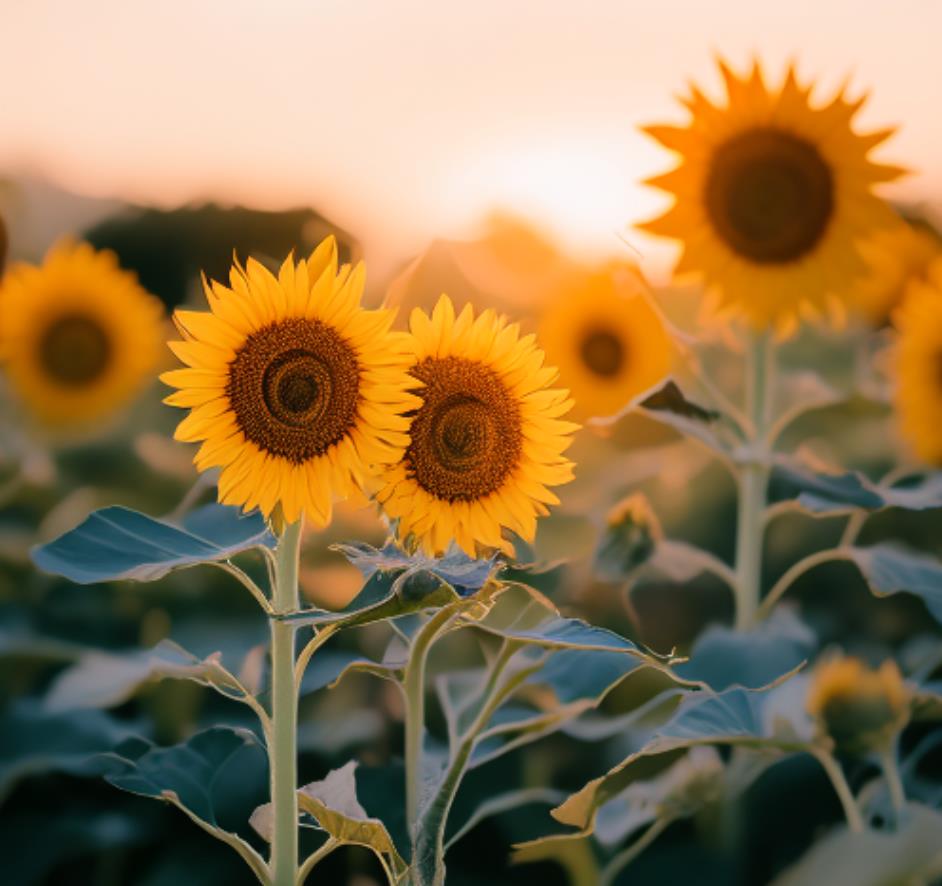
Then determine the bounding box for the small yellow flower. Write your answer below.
[640,57,903,333]
[377,295,578,557]
[807,656,911,753]
[0,241,163,429]
[892,259,942,464]
[539,262,672,420]
[162,237,419,527]
[853,217,942,326]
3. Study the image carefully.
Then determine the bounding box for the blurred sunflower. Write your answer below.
[808,656,910,753]
[377,295,577,557]
[0,211,8,277]
[892,259,942,463]
[540,262,671,419]
[640,57,903,332]
[853,217,942,326]
[162,237,418,527]
[0,241,163,429]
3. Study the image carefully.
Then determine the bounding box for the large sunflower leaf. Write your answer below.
[31,504,273,584]
[105,726,269,882]
[43,639,254,712]
[674,609,815,691]
[465,583,670,662]
[770,803,942,886]
[551,683,812,833]
[770,462,942,516]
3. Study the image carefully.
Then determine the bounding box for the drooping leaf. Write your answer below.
[31,504,273,584]
[674,609,815,691]
[44,639,253,712]
[592,379,731,457]
[771,803,942,886]
[105,726,269,882]
[251,761,408,875]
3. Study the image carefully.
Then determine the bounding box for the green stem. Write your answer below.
[270,518,302,886]
[598,817,672,886]
[880,745,907,821]
[412,640,526,886]
[811,748,864,833]
[756,548,850,621]
[403,607,459,834]
[734,332,772,631]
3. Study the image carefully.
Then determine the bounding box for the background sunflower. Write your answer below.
[892,258,942,463]
[640,58,904,333]
[853,215,942,326]
[540,261,672,420]
[0,241,163,429]
[378,294,577,556]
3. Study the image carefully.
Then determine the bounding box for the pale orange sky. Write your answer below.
[1,0,939,282]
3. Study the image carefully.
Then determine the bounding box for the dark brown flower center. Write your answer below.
[405,355,522,502]
[227,318,360,463]
[39,313,112,386]
[580,329,624,377]
[705,127,834,263]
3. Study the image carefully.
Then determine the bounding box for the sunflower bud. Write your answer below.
[807,657,911,755]
[594,492,662,580]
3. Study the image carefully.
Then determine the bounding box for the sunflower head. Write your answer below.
[640,57,904,333]
[0,241,163,429]
[853,217,942,326]
[377,295,578,557]
[540,262,672,420]
[807,656,911,754]
[162,237,418,528]
[892,258,942,464]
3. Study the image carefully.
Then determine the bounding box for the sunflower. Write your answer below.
[853,217,942,326]
[892,259,942,464]
[807,656,910,754]
[539,262,671,419]
[377,295,577,557]
[639,58,903,332]
[162,237,418,527]
[0,241,163,428]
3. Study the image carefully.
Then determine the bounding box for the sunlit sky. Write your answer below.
[1,0,940,282]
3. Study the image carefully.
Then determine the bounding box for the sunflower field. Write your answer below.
[2,8,942,886]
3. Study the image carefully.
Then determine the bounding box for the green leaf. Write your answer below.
[847,544,942,623]
[31,503,273,584]
[674,609,815,691]
[251,761,408,876]
[771,804,942,886]
[551,684,811,833]
[44,639,253,712]
[105,726,269,882]
[0,700,143,800]
[467,583,668,661]
[334,540,501,598]
[593,379,731,456]
[278,569,465,630]
[444,787,568,851]
[770,462,942,516]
